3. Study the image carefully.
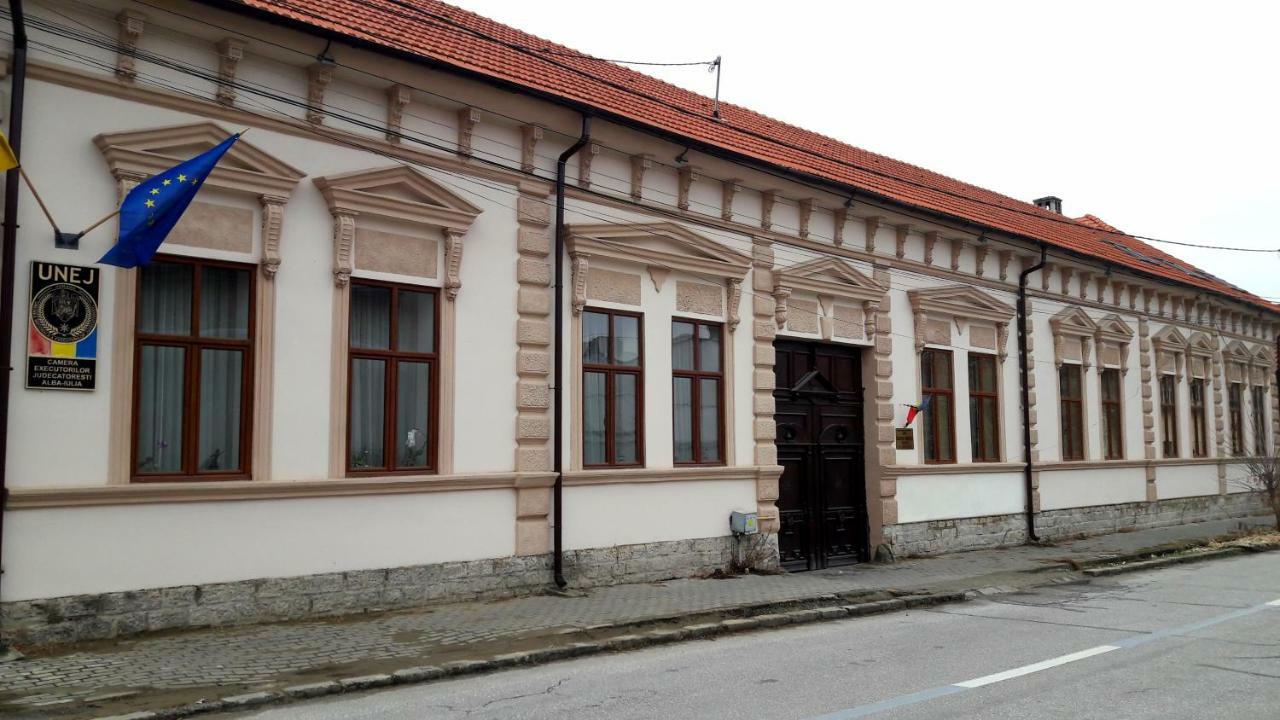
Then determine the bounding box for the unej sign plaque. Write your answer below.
[27,261,99,390]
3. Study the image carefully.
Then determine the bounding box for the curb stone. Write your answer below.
[91,590,967,719]
[1083,547,1245,577]
[281,681,339,699]
[87,542,1257,720]
[390,666,442,684]
[336,674,393,691]
[81,542,1254,720]
[219,691,279,709]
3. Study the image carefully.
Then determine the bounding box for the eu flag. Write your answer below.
[98,133,240,268]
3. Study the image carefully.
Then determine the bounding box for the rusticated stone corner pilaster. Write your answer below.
[751,239,779,532]
[1024,299,1041,464]
[514,192,554,555]
[871,265,897,526]
[1138,319,1156,460]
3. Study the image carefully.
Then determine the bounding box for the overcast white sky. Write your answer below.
[456,0,1279,300]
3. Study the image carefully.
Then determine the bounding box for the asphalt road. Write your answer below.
[243,552,1280,719]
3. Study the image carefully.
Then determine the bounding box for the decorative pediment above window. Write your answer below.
[565,222,750,330]
[1152,325,1188,349]
[772,258,887,339]
[1186,332,1216,358]
[1049,307,1099,369]
[1250,344,1273,367]
[907,285,1014,356]
[1221,339,1274,385]
[1094,314,1134,373]
[1152,325,1188,379]
[95,122,304,197]
[1223,339,1249,362]
[772,257,886,302]
[313,165,482,230]
[1185,332,1216,379]
[95,122,305,277]
[1250,344,1275,387]
[1095,314,1134,344]
[313,165,481,295]
[909,285,1015,323]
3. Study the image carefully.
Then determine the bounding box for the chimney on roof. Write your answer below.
[1034,196,1063,214]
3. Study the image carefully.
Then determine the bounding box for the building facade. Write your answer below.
[0,0,1276,645]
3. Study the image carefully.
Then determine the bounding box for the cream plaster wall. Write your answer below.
[562,479,755,550]
[1038,467,1148,510]
[1154,464,1220,500]
[1223,461,1259,493]
[557,201,755,470]
[7,79,521,486]
[0,489,516,601]
[895,472,1025,523]
[1,0,1275,608]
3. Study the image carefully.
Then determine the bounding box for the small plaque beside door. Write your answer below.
[895,428,915,450]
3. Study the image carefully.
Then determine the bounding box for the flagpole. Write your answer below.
[17,166,59,232]
[77,208,121,238]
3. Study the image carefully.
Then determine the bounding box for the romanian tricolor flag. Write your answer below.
[28,319,96,360]
[903,396,933,427]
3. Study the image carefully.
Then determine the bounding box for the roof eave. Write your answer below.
[200,0,1279,316]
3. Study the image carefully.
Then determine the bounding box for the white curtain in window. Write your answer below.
[138,345,184,472]
[350,287,392,468]
[196,267,249,471]
[199,349,242,470]
[350,358,386,468]
[673,377,693,462]
[396,361,431,468]
[583,371,606,464]
[136,264,191,473]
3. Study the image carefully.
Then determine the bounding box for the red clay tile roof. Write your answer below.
[1075,215,1122,234]
[232,0,1277,313]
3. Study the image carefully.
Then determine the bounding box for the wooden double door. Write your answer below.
[773,340,869,571]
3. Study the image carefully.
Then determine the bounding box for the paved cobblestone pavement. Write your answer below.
[0,516,1267,717]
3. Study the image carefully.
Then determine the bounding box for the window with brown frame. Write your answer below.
[1100,368,1124,460]
[583,309,643,467]
[1254,385,1268,456]
[1059,364,1084,461]
[672,319,723,465]
[347,281,439,473]
[967,353,999,462]
[1159,374,1179,458]
[1229,382,1244,455]
[1190,378,1208,458]
[133,256,254,480]
[920,349,955,464]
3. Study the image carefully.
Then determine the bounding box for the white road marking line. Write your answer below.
[810,594,1280,719]
[954,645,1119,689]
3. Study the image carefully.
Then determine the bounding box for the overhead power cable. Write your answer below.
[14,3,1280,313]
[76,0,1279,260]
[16,23,1274,338]
[245,0,1280,255]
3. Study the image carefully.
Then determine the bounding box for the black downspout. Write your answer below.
[552,115,590,589]
[1017,243,1047,543]
[0,0,27,634]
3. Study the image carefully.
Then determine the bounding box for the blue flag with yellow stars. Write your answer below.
[98,133,240,268]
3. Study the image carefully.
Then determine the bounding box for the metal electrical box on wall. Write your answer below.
[730,511,759,535]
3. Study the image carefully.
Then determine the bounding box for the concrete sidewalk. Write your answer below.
[0,515,1271,719]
